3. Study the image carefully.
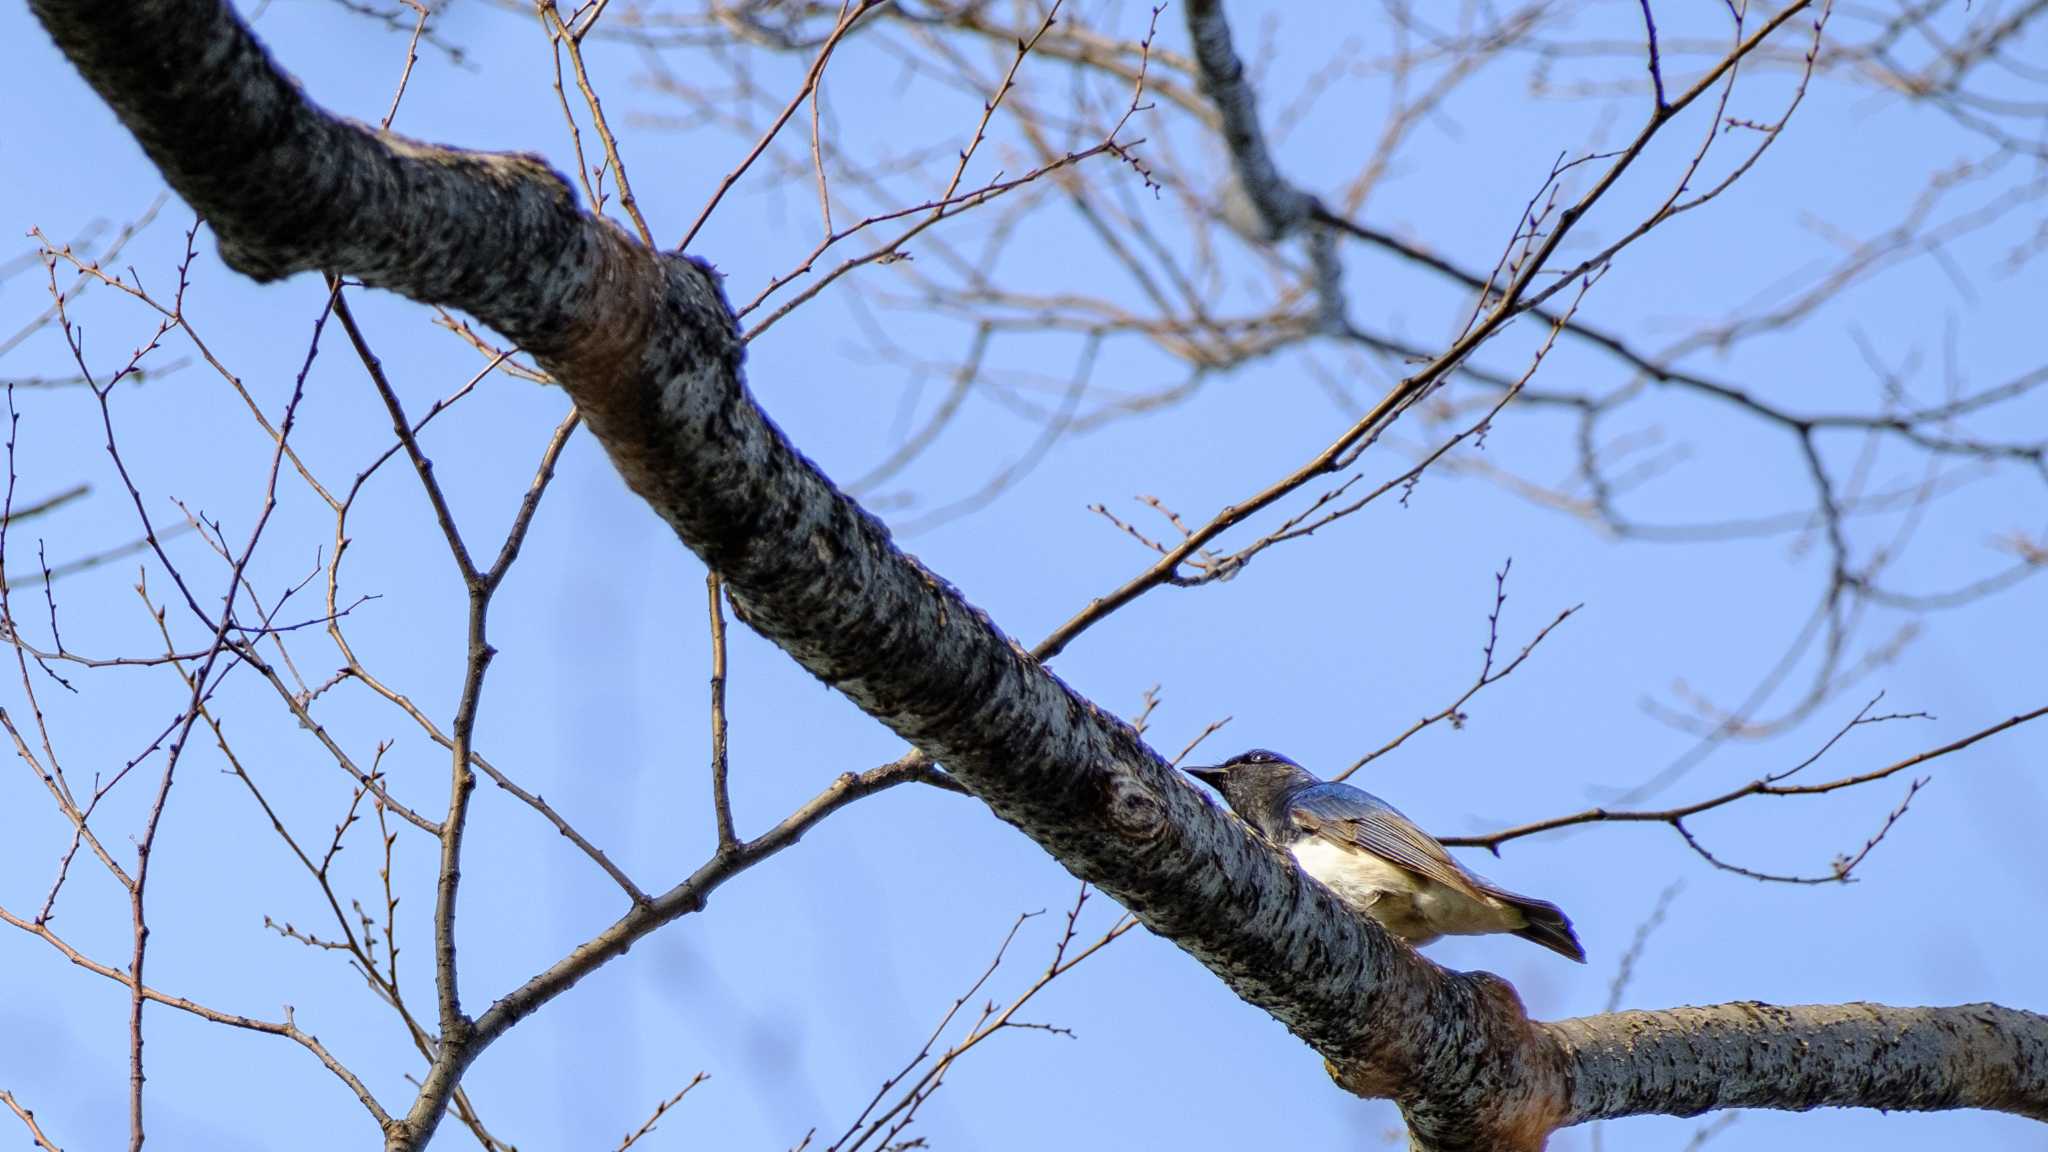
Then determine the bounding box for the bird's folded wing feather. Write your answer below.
[1288,787,1486,901]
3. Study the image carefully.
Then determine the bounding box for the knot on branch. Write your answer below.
[1100,767,1170,845]
[1325,964,1569,1152]
[535,245,750,518]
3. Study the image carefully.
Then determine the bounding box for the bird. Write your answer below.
[1183,749,1585,962]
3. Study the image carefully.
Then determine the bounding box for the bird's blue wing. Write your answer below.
[1288,784,1485,899]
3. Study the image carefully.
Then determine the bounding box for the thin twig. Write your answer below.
[679,0,885,251]
[1443,700,2046,884]
[1,1090,64,1152]
[709,572,735,848]
[616,1072,708,1152]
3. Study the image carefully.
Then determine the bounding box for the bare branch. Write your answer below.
[1,1090,65,1152]
[708,571,734,849]
[615,1072,708,1152]
[1444,700,2048,887]
[0,907,392,1130]
[1335,560,1580,782]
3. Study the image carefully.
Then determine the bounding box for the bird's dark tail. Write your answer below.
[1503,894,1586,963]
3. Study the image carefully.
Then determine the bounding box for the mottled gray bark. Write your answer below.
[1553,1002,2048,1124]
[26,0,2048,1148]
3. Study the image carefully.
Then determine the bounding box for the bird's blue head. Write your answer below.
[1183,748,1318,823]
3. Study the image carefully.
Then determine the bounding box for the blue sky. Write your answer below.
[2,1,2044,1149]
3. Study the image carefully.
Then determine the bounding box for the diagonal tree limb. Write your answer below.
[24,0,2048,1149]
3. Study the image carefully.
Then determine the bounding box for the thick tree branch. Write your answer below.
[1551,1002,2048,1124]
[26,0,2048,1148]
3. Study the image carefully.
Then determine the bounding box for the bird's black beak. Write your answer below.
[1183,764,1229,790]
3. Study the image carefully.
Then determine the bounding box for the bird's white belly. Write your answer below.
[1291,838,1414,905]
[1289,839,1517,943]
